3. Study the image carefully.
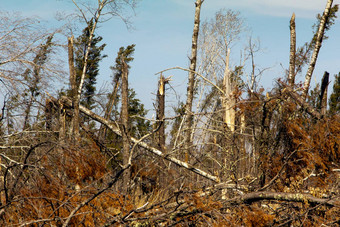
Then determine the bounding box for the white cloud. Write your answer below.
[200,0,340,18]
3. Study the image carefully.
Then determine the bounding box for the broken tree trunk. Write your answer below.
[320,71,329,116]
[156,75,166,152]
[68,36,79,140]
[120,59,130,193]
[184,0,204,153]
[288,13,296,87]
[222,49,235,132]
[55,96,220,183]
[302,0,333,101]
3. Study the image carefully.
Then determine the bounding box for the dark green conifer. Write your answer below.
[329,72,340,114]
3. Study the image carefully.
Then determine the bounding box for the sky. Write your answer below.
[2,0,340,112]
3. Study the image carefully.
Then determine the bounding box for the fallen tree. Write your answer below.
[54,95,220,183]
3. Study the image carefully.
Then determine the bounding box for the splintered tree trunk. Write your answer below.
[121,59,130,193]
[302,0,333,101]
[184,0,204,152]
[156,75,170,152]
[288,13,296,87]
[222,49,235,132]
[68,36,79,140]
[222,49,238,184]
[320,71,329,115]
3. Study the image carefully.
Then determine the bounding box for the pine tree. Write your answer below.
[128,89,151,138]
[75,21,107,110]
[329,72,340,114]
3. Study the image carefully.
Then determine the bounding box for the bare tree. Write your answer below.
[0,12,63,133]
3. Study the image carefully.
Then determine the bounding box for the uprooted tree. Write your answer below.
[0,1,339,226]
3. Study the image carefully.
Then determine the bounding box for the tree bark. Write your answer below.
[184,0,204,152]
[120,59,130,193]
[68,36,79,140]
[302,0,333,101]
[320,71,329,116]
[156,75,170,152]
[226,191,338,207]
[288,13,296,87]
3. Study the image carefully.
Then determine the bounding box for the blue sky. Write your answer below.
[2,0,340,111]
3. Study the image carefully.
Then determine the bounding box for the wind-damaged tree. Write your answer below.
[155,74,171,152]
[69,0,138,141]
[120,57,130,193]
[184,0,204,154]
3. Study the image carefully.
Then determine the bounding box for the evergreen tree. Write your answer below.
[329,72,340,114]
[75,21,107,110]
[128,89,151,138]
[307,83,321,110]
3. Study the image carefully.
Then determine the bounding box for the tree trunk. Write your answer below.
[45,99,53,130]
[156,75,171,152]
[23,96,34,130]
[68,36,79,140]
[120,59,130,193]
[222,49,235,132]
[320,71,329,116]
[302,0,333,101]
[288,13,296,87]
[184,0,204,153]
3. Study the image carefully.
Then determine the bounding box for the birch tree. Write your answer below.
[288,13,296,87]
[302,0,334,101]
[184,0,204,153]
